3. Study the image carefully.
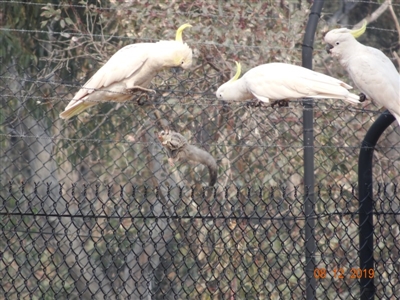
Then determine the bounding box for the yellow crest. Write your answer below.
[176,24,192,42]
[229,61,241,82]
[350,20,367,38]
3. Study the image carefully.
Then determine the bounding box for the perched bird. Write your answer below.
[158,130,218,186]
[324,21,400,126]
[60,24,193,119]
[216,62,361,106]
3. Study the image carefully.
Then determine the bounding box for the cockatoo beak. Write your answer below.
[326,44,333,54]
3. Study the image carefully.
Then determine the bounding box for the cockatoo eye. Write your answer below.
[335,42,340,45]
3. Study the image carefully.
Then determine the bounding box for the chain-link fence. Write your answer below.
[1,182,400,299]
[1,0,400,299]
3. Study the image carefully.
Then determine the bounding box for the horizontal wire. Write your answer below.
[0,210,358,220]
[0,27,310,50]
[0,133,311,147]
[0,210,398,221]
[0,69,394,122]
[1,133,399,151]
[0,75,224,100]
[1,64,337,101]
[0,88,383,106]
[0,75,149,97]
[1,0,399,15]
[0,91,390,117]
[0,25,397,49]
[0,75,389,113]
[0,89,384,108]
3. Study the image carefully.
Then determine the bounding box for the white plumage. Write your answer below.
[216,62,361,105]
[60,24,193,120]
[324,21,400,126]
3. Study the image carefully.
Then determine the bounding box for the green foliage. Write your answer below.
[0,0,51,69]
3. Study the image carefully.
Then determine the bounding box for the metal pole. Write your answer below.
[358,110,395,300]
[301,1,324,299]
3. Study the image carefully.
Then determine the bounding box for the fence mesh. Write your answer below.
[1,0,400,299]
[1,183,400,299]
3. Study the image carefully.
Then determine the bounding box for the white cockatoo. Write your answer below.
[324,21,400,126]
[216,62,361,105]
[60,24,193,119]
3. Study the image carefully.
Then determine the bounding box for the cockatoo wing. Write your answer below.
[347,47,400,114]
[245,63,356,102]
[64,43,151,110]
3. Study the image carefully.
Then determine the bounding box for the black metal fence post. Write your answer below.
[358,110,396,300]
[302,1,324,299]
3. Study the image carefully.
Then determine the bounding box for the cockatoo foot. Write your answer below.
[271,100,289,108]
[278,100,289,107]
[128,87,156,105]
[359,93,367,102]
[246,99,263,108]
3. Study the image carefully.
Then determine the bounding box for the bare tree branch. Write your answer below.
[354,0,391,28]
[393,51,400,71]
[388,0,400,48]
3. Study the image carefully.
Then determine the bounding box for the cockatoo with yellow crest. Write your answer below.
[216,62,361,106]
[60,24,193,120]
[324,21,400,126]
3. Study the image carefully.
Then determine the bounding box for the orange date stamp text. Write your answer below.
[313,268,374,279]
